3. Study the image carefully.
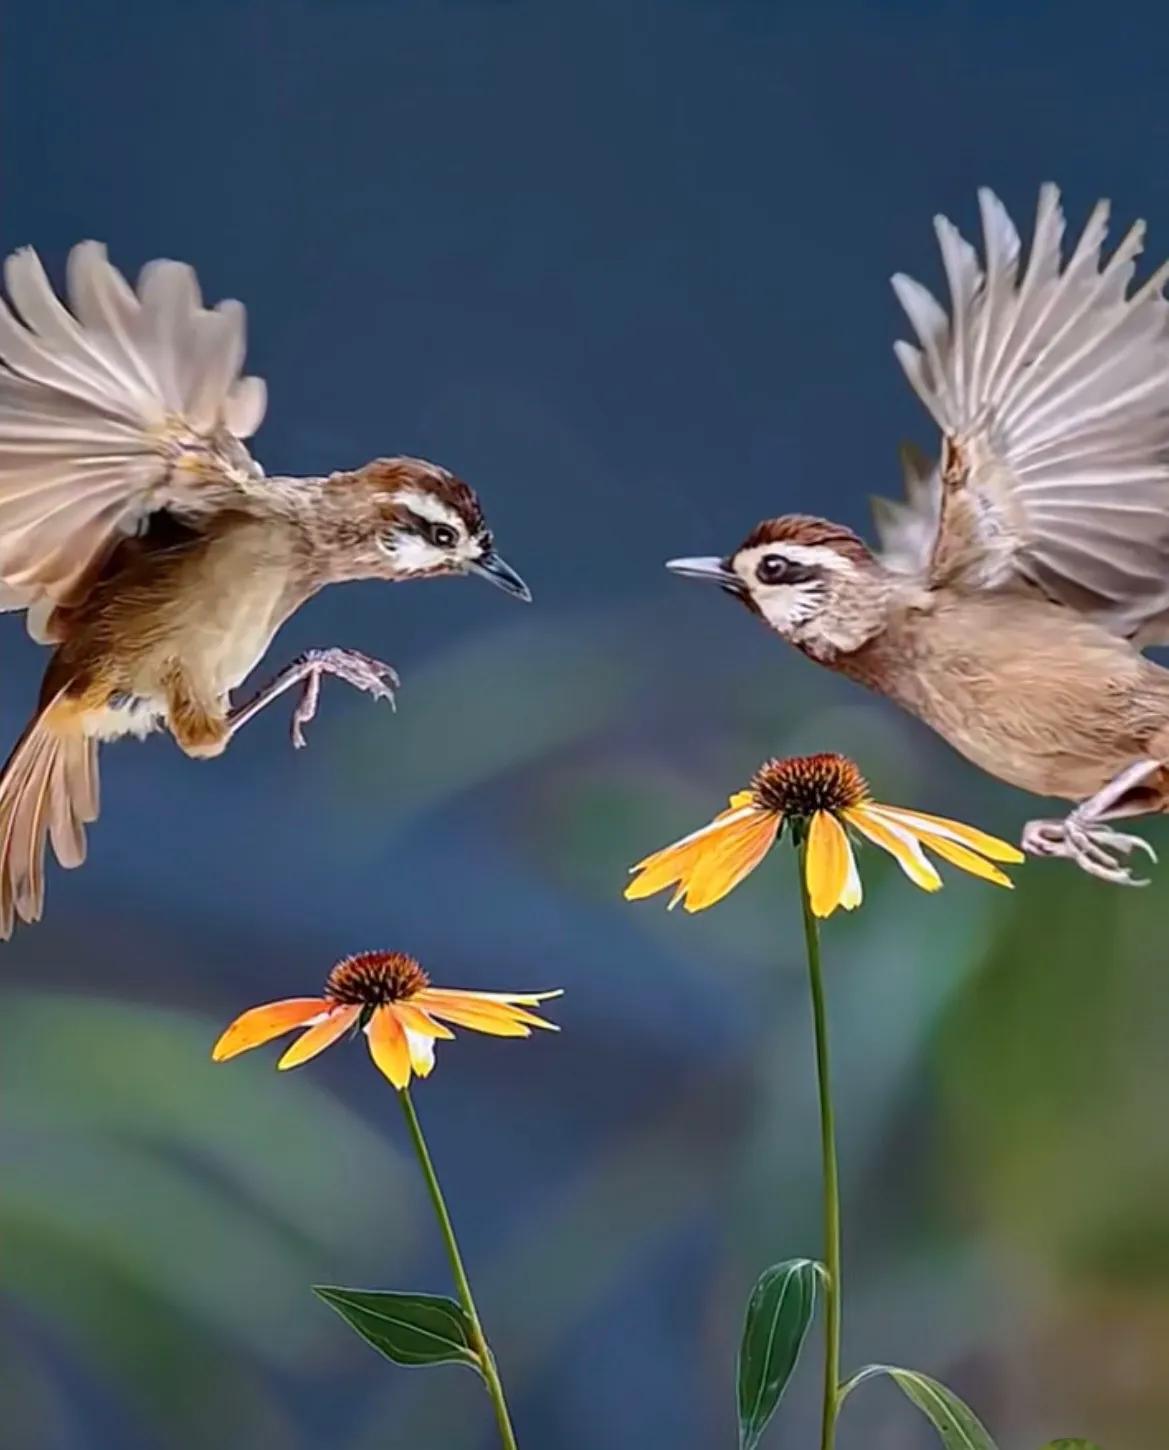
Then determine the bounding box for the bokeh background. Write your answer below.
[3,2,1169,1446]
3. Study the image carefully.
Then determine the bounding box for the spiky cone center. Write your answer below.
[325,951,430,1007]
[750,753,869,819]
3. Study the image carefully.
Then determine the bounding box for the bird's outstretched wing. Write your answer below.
[0,241,267,625]
[885,184,1169,640]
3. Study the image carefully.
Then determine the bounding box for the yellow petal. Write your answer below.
[873,806,1023,863]
[626,805,779,911]
[916,831,1014,888]
[392,1001,455,1041]
[278,1004,361,1070]
[212,998,328,1062]
[625,805,762,901]
[366,1006,412,1088]
[678,809,781,912]
[419,989,560,1032]
[805,810,862,917]
[844,806,942,893]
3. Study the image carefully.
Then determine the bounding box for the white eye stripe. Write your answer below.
[396,487,464,531]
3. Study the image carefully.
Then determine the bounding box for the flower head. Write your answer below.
[625,752,1023,918]
[212,950,560,1089]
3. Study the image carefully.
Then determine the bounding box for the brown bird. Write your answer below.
[667,184,1169,886]
[0,242,530,935]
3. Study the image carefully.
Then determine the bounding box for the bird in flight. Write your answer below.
[0,242,530,935]
[668,184,1169,886]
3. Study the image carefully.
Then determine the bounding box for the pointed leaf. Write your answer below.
[736,1258,818,1450]
[313,1286,483,1375]
[842,1365,998,1449]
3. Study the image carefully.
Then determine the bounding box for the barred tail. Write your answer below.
[0,701,99,938]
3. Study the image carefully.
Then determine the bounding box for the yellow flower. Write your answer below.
[625,753,1023,918]
[212,950,560,1089]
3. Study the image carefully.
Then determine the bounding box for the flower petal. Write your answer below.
[277,1004,361,1070]
[872,806,1024,863]
[678,810,781,912]
[392,1002,455,1041]
[212,998,328,1062]
[805,810,862,917]
[626,804,780,911]
[915,831,1015,888]
[366,1006,412,1088]
[419,1001,535,1037]
[401,1022,437,1078]
[845,806,942,893]
[418,989,560,1032]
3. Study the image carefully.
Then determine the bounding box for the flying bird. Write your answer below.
[668,184,1169,886]
[0,242,530,935]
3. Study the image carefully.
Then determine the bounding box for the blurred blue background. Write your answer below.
[3,2,1169,1446]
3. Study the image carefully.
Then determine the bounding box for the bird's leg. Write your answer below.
[227,648,399,750]
[1022,758,1162,886]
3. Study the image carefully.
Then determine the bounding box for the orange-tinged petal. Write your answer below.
[418,989,559,1031]
[625,804,764,897]
[392,1002,455,1041]
[419,1002,534,1037]
[626,805,779,910]
[676,809,781,912]
[873,806,1024,864]
[805,810,862,917]
[845,806,942,893]
[728,790,755,809]
[277,1004,361,1070]
[367,1006,412,1088]
[212,998,328,1062]
[916,831,1014,888]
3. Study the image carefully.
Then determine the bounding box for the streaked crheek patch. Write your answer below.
[729,542,838,633]
[379,487,488,573]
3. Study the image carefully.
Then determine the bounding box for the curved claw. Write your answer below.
[1022,816,1155,887]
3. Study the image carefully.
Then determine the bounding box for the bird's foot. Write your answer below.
[1022,815,1157,886]
[288,648,399,749]
[227,647,399,749]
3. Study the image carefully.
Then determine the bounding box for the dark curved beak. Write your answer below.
[666,555,744,595]
[469,551,532,603]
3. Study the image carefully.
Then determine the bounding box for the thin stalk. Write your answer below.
[796,843,842,1450]
[399,1087,519,1450]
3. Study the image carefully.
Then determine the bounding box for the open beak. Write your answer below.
[468,551,532,603]
[665,556,744,594]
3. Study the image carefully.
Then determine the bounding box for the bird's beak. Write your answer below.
[665,555,744,594]
[468,551,532,602]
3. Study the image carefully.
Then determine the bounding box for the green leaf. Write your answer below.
[842,1365,998,1449]
[1037,1442,1104,1449]
[736,1258,819,1450]
[313,1287,483,1375]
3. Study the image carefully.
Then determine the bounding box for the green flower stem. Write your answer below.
[796,843,842,1450]
[399,1087,519,1450]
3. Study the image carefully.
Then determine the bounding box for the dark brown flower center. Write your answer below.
[326,951,430,1006]
[750,753,869,817]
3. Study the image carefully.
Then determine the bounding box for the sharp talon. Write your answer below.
[1022,814,1157,886]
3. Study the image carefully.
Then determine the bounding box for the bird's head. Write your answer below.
[667,515,888,659]
[339,457,530,600]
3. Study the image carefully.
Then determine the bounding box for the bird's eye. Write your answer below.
[430,523,458,549]
[756,554,790,585]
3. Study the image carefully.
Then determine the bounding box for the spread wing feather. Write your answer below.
[880,184,1169,640]
[0,241,267,618]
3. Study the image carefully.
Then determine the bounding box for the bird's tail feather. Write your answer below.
[0,700,99,938]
